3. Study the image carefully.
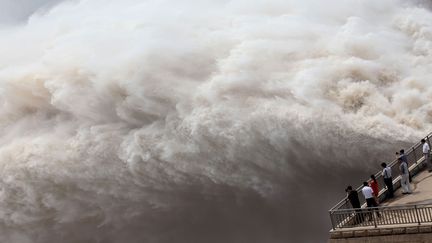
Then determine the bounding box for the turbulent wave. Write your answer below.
[0,0,431,242]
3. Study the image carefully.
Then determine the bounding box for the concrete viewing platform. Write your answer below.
[383,170,432,207]
[329,169,432,243]
[328,134,432,242]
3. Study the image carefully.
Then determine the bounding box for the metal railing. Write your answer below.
[330,204,432,229]
[329,132,432,229]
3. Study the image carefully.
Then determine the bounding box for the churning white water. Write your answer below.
[0,0,431,242]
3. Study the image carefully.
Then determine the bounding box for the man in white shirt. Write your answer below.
[381,162,393,198]
[362,182,380,217]
[422,139,431,172]
[361,182,374,200]
[399,158,412,194]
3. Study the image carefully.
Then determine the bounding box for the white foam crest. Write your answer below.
[0,0,431,242]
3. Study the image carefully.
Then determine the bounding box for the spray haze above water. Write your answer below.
[0,0,431,242]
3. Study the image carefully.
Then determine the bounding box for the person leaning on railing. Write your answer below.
[346,186,361,209]
[345,186,364,224]
[381,162,394,199]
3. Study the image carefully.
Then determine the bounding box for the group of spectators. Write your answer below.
[345,139,431,213]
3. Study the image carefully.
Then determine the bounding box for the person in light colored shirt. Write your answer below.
[381,162,393,199]
[421,139,431,172]
[361,183,374,200]
[398,158,412,194]
[362,182,380,217]
[399,149,412,182]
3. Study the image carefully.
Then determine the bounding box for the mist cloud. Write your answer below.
[0,0,430,242]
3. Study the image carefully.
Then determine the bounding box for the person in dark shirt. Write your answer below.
[399,149,408,163]
[346,186,363,224]
[346,186,360,208]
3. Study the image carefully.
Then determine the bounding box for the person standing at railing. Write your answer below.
[399,158,412,194]
[362,182,380,217]
[399,149,408,164]
[346,186,361,209]
[381,162,394,199]
[345,186,364,224]
[369,175,379,204]
[399,149,412,182]
[422,139,431,172]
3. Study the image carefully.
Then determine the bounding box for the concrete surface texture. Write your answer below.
[384,170,432,206]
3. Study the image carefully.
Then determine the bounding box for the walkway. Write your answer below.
[384,169,432,207]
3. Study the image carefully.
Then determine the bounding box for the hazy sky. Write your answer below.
[0,0,63,24]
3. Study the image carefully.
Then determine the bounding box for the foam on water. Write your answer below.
[0,0,431,242]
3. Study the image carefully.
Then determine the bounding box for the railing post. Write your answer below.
[329,211,335,230]
[373,209,378,228]
[413,147,417,164]
[415,205,421,225]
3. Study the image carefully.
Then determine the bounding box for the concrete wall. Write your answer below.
[329,233,432,243]
[329,225,432,243]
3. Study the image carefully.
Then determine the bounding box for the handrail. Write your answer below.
[329,132,432,212]
[329,203,432,229]
[335,203,431,212]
